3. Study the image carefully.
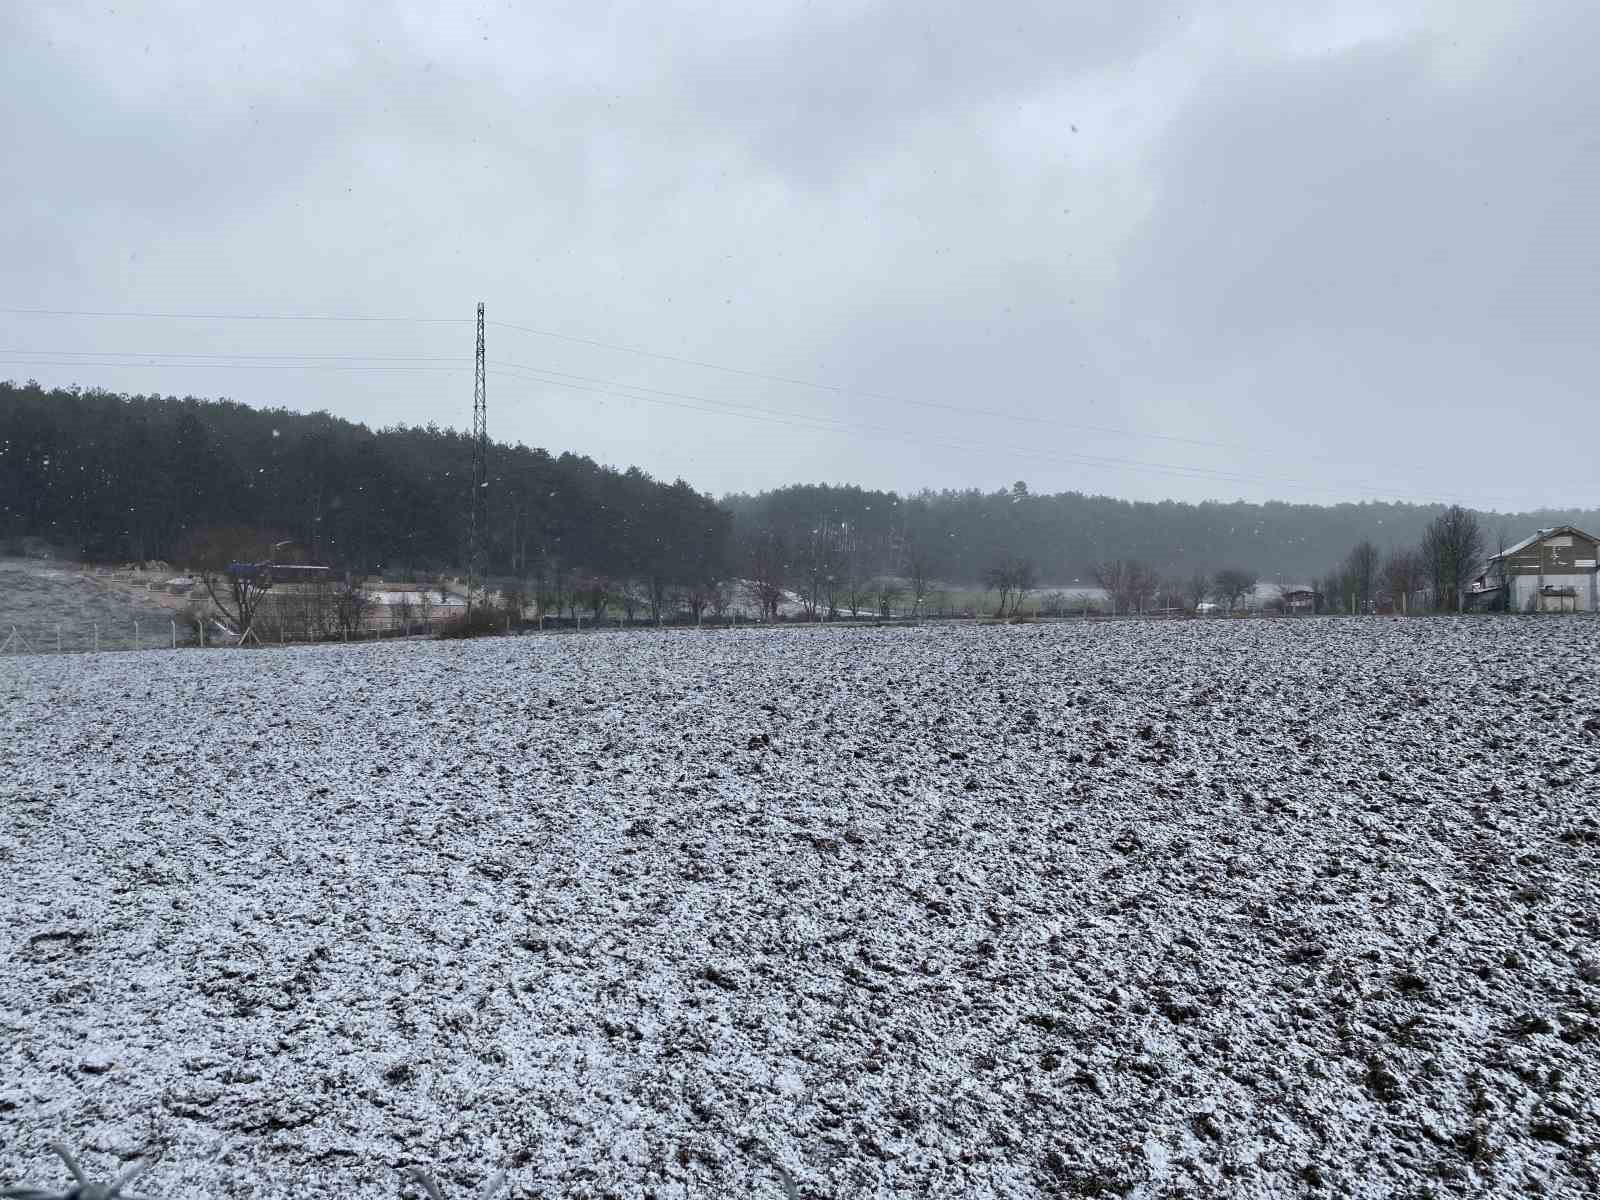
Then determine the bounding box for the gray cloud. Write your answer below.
[2,1,1596,511]
[669,0,1169,186]
[1109,3,1600,499]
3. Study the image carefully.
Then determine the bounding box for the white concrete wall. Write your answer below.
[1511,573,1597,612]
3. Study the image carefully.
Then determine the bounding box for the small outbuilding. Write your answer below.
[1281,587,1319,614]
[1471,526,1600,612]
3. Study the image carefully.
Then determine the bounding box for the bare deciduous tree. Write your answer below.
[333,580,372,639]
[984,561,1014,617]
[1380,547,1423,614]
[1212,567,1258,613]
[986,556,1038,617]
[1090,559,1130,614]
[579,575,610,621]
[684,578,718,624]
[1127,562,1158,614]
[747,529,787,621]
[618,581,644,623]
[1183,569,1211,613]
[873,577,904,619]
[843,569,871,619]
[498,583,526,628]
[906,548,935,617]
[1343,540,1380,613]
[393,591,416,633]
[536,557,572,621]
[1091,558,1156,614]
[710,579,734,622]
[645,573,671,625]
[1420,505,1483,613]
[179,526,291,645]
[796,524,829,620]
[1011,558,1038,615]
[1312,572,1340,614]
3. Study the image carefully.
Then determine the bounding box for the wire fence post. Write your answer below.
[198,620,204,648]
[134,620,140,651]
[171,619,176,649]
[93,623,99,653]
[57,623,62,653]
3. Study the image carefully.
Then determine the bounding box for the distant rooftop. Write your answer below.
[1486,525,1600,561]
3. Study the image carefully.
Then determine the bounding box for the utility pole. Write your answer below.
[467,302,488,615]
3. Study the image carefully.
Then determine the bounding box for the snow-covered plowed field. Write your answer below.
[3,619,1599,1199]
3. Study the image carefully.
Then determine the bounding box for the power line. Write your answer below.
[486,359,1549,507]
[0,348,465,363]
[0,358,464,373]
[485,363,1535,508]
[0,340,1526,502]
[0,303,1322,457]
[0,306,465,325]
[0,351,1552,506]
[1,303,1570,508]
[489,361,1467,504]
[488,317,1243,453]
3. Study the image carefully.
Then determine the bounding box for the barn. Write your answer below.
[1281,587,1319,614]
[1470,526,1600,612]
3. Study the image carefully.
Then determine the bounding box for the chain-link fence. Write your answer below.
[0,617,458,655]
[1,617,216,654]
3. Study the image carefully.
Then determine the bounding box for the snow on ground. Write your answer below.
[0,559,179,653]
[2,618,1598,1199]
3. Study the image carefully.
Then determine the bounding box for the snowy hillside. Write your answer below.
[2,619,1598,1198]
[0,559,180,653]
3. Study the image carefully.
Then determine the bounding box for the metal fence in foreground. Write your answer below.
[0,616,458,656]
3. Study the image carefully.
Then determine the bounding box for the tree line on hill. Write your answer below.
[5,382,1597,618]
[724,481,1600,592]
[0,381,729,621]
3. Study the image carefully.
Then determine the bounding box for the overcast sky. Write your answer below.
[3,1,1596,511]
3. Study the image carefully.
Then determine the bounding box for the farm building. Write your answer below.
[1281,587,1319,614]
[265,563,335,585]
[363,584,466,629]
[1470,526,1600,612]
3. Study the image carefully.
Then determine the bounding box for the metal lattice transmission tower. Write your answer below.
[467,302,488,612]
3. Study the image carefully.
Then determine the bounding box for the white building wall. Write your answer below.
[1510,573,1597,612]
